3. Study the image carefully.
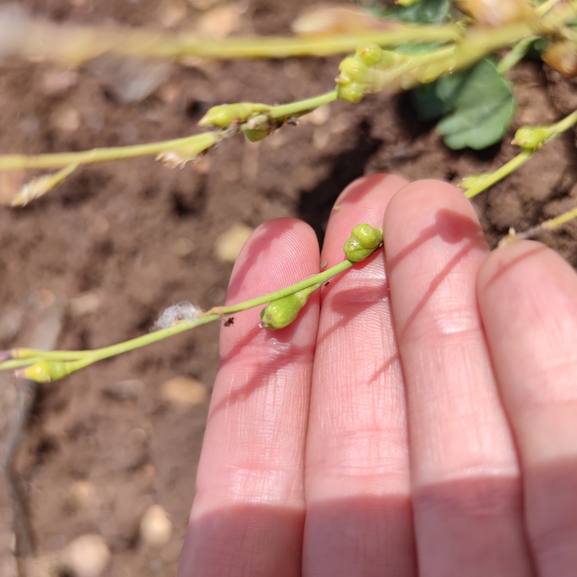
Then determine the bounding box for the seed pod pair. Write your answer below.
[343,224,383,263]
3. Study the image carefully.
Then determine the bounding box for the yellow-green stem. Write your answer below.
[0,132,219,171]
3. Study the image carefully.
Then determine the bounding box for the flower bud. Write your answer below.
[511,126,550,150]
[357,43,384,68]
[260,285,317,330]
[343,224,383,262]
[543,40,577,78]
[18,361,70,383]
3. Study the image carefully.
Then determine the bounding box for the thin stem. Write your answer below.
[86,314,220,363]
[13,17,463,64]
[0,132,219,171]
[269,91,338,119]
[0,257,358,373]
[464,108,577,199]
[204,259,353,316]
[499,202,577,245]
[464,150,533,199]
[497,36,538,74]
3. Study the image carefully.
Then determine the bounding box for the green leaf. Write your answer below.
[437,59,515,149]
[411,59,515,149]
[410,67,470,120]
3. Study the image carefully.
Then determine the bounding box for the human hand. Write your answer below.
[177,175,577,577]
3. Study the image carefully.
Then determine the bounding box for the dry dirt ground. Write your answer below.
[0,1,576,576]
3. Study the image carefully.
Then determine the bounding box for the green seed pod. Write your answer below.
[22,361,70,383]
[336,82,367,104]
[343,224,383,262]
[260,285,318,330]
[357,43,384,68]
[242,127,274,142]
[511,126,550,150]
[337,55,371,86]
[198,103,271,128]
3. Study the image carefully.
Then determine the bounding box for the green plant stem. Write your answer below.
[204,259,353,317]
[0,258,356,373]
[0,93,339,172]
[464,150,533,199]
[500,204,577,246]
[497,36,538,74]
[13,4,577,64]
[175,29,464,58]
[269,91,338,119]
[0,132,220,171]
[465,108,577,199]
[15,18,463,64]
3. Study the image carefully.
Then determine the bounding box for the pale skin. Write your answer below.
[177,175,577,577]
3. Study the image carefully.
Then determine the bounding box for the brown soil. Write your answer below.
[0,1,576,576]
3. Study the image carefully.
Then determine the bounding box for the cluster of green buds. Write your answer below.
[260,224,383,329]
[343,223,384,262]
[336,44,405,103]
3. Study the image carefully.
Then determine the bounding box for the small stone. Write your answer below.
[171,237,195,257]
[61,534,111,577]
[140,505,172,547]
[41,69,79,95]
[66,480,97,512]
[214,223,253,263]
[160,376,209,411]
[70,291,102,316]
[51,106,81,132]
[195,4,241,38]
[104,379,144,401]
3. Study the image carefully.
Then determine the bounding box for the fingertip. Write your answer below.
[227,217,320,305]
[322,173,408,265]
[476,240,554,297]
[383,179,474,239]
[476,240,577,327]
[334,173,409,208]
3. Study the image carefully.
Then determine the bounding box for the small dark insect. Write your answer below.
[224,317,235,327]
[324,281,330,287]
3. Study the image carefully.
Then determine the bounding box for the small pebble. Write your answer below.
[160,375,209,412]
[104,379,144,401]
[66,480,97,511]
[214,223,253,263]
[140,505,172,547]
[62,534,111,577]
[70,291,102,316]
